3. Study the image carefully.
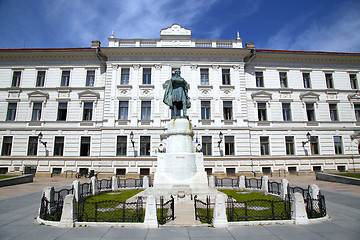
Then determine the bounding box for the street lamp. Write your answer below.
[218,131,223,148]
[302,132,311,147]
[38,132,47,147]
[130,131,135,148]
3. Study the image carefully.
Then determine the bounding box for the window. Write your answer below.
[80,137,90,156]
[140,136,150,156]
[222,69,230,85]
[61,70,70,87]
[350,74,358,89]
[279,72,288,88]
[119,101,129,120]
[354,104,360,121]
[201,101,211,120]
[285,136,295,155]
[32,103,42,121]
[121,68,130,85]
[12,71,21,87]
[6,103,17,121]
[306,103,315,121]
[117,136,127,156]
[86,70,95,87]
[36,71,46,87]
[325,73,334,89]
[225,136,234,155]
[57,102,67,121]
[258,103,267,121]
[202,136,212,156]
[54,136,64,156]
[141,101,151,120]
[260,136,269,155]
[28,136,38,156]
[329,104,338,121]
[334,136,343,155]
[1,136,13,156]
[303,72,311,88]
[143,68,151,84]
[223,101,232,120]
[310,136,319,155]
[200,68,209,85]
[255,72,264,87]
[83,102,93,121]
[282,103,291,121]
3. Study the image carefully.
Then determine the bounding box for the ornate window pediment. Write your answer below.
[251,90,272,102]
[27,90,49,102]
[77,90,100,100]
[348,93,360,103]
[299,91,320,102]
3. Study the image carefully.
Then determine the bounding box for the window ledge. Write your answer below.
[79,122,94,126]
[139,84,154,89]
[306,121,319,126]
[138,119,153,125]
[199,119,214,125]
[117,119,130,125]
[198,85,213,90]
[220,85,235,90]
[117,85,133,89]
[257,122,270,126]
[221,119,237,125]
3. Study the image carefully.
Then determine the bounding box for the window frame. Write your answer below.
[302,72,311,89]
[285,136,295,155]
[1,136,13,156]
[119,101,129,120]
[354,104,360,121]
[86,70,95,87]
[80,136,91,156]
[222,69,231,85]
[310,136,319,155]
[57,102,68,121]
[61,70,70,87]
[255,72,264,87]
[202,136,212,156]
[260,136,269,156]
[279,72,288,88]
[116,136,127,156]
[225,136,234,156]
[329,104,338,121]
[141,101,151,120]
[306,103,315,121]
[27,136,38,156]
[258,102,267,121]
[201,101,211,120]
[325,73,334,89]
[350,74,358,89]
[282,103,291,121]
[36,70,46,87]
[142,68,152,84]
[12,71,21,87]
[121,68,130,85]
[200,68,209,85]
[32,102,42,121]
[334,136,343,155]
[54,136,65,156]
[140,136,151,156]
[6,102,17,121]
[83,102,93,121]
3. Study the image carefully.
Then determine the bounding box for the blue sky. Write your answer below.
[0,0,359,52]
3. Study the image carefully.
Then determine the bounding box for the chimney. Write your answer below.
[91,40,101,48]
[245,42,255,49]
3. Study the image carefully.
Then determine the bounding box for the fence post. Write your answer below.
[280,179,289,200]
[59,194,76,228]
[261,175,269,195]
[43,186,55,214]
[143,195,158,228]
[239,175,246,190]
[291,192,309,224]
[72,180,80,202]
[209,175,215,188]
[213,194,229,228]
[142,176,149,188]
[112,176,119,191]
[91,176,98,196]
[309,184,319,199]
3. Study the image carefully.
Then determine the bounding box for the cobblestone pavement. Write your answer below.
[0,176,360,240]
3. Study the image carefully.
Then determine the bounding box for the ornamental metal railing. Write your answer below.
[97,179,112,192]
[157,196,175,225]
[117,178,143,189]
[268,181,281,195]
[215,177,239,188]
[79,182,92,200]
[194,195,213,224]
[305,193,327,218]
[245,177,262,189]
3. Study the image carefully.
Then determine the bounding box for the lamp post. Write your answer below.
[130,131,135,148]
[38,132,47,147]
[218,131,223,148]
[302,132,311,147]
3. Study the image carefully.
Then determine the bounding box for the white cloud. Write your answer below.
[265,2,360,52]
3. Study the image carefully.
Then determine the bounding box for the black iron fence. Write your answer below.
[268,181,281,195]
[39,194,63,221]
[79,182,92,200]
[77,197,144,222]
[98,179,112,192]
[194,195,213,224]
[305,193,327,218]
[117,178,143,188]
[157,196,175,225]
[226,196,291,221]
[245,177,262,189]
[215,177,239,188]
[287,185,309,199]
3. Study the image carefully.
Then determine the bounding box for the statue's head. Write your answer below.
[174,69,181,76]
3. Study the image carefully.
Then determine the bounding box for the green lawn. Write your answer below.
[218,189,280,202]
[0,175,19,180]
[334,172,360,179]
[85,189,143,202]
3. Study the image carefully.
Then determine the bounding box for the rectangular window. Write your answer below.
[140,136,150,156]
[86,70,95,87]
[329,104,338,121]
[54,136,64,156]
[32,103,42,121]
[260,136,269,155]
[334,136,343,155]
[222,69,230,85]
[117,136,127,156]
[83,102,93,121]
[80,137,91,156]
[36,71,46,87]
[61,70,70,87]
[12,71,21,87]
[119,101,129,120]
[57,102,67,121]
[223,101,232,120]
[141,101,151,120]
[310,136,319,155]
[121,68,130,85]
[200,68,209,85]
[354,104,360,121]
[225,136,234,156]
[28,136,38,156]
[303,72,311,88]
[6,103,17,121]
[202,136,212,156]
[255,72,264,87]
[282,103,291,121]
[285,136,295,155]
[258,103,267,121]
[201,101,211,120]
[1,136,13,156]
[350,74,358,89]
[279,72,288,88]
[325,73,334,89]
[306,103,315,121]
[143,68,151,84]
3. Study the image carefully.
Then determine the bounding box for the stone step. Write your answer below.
[165,200,205,226]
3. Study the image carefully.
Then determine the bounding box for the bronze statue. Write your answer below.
[163,69,191,118]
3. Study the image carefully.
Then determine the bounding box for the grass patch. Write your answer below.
[334,172,360,179]
[85,189,143,202]
[0,175,19,180]
[218,189,280,202]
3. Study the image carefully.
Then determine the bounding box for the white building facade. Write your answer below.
[0,24,359,177]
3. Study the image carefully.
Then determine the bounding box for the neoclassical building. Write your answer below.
[0,24,359,177]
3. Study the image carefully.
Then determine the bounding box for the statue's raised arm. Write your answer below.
[163,69,191,118]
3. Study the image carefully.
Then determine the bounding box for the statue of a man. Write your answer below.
[163,69,191,118]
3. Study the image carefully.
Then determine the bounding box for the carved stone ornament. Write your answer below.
[132,64,140,70]
[212,65,220,71]
[154,64,162,70]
